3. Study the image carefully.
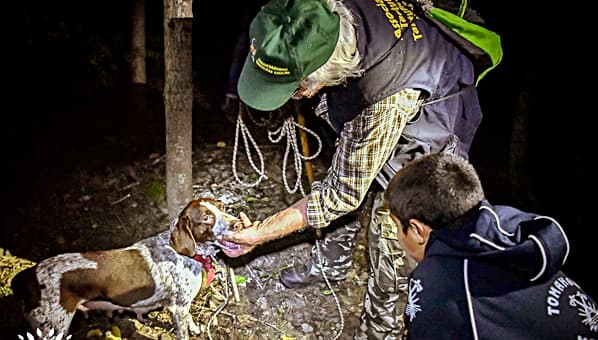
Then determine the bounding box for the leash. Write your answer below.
[315,240,345,340]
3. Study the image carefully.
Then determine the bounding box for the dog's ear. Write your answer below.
[170,216,196,257]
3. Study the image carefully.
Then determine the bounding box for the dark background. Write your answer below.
[3,0,593,298]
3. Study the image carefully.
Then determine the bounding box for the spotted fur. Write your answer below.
[12,197,233,340]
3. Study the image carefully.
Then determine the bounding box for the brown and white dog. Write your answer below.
[11,197,240,340]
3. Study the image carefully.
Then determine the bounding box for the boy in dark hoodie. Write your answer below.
[386,152,597,339]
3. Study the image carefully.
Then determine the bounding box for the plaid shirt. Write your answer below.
[306,88,423,228]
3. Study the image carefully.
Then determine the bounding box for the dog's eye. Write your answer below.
[202,214,212,223]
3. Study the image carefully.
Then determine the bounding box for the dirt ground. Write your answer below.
[0,101,370,340]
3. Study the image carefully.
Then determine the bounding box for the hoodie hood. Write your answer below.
[427,200,570,282]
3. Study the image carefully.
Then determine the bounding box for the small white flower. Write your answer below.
[17,328,71,340]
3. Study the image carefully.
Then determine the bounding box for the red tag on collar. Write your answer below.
[193,254,215,287]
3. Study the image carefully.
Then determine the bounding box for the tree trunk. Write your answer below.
[131,0,146,84]
[163,0,193,219]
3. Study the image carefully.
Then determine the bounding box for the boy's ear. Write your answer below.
[409,219,431,245]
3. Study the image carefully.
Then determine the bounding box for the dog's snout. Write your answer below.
[212,217,233,237]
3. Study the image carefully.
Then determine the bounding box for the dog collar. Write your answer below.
[193,254,215,288]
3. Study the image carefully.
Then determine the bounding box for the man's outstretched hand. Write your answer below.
[218,212,260,258]
[218,203,308,258]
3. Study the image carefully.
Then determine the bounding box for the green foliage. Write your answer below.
[235,274,248,286]
[260,264,294,284]
[322,288,339,296]
[142,180,165,203]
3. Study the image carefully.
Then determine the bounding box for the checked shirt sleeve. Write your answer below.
[306,88,422,228]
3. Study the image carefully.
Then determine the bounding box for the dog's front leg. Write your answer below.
[185,312,201,336]
[167,304,200,339]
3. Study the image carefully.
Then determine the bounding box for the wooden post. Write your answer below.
[163,0,193,220]
[294,101,314,186]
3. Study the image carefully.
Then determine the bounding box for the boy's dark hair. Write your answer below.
[386,152,484,231]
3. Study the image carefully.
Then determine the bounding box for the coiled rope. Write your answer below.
[232,112,268,188]
[267,117,322,196]
[231,104,322,195]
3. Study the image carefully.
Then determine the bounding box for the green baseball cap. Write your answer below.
[237,0,340,111]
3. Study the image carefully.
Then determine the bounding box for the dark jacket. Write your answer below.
[406,200,598,339]
[323,0,483,188]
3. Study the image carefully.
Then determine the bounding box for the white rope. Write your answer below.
[231,107,323,196]
[267,116,322,196]
[232,113,268,187]
[315,239,345,340]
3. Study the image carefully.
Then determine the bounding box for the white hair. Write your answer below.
[299,0,364,92]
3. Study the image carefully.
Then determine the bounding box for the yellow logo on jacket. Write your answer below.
[373,0,423,41]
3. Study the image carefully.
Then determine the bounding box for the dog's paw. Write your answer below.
[188,320,201,335]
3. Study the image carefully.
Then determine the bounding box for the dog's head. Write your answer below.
[169,197,240,257]
[196,200,248,254]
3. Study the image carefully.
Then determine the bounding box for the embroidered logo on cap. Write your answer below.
[250,38,291,76]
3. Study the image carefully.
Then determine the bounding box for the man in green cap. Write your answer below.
[219,0,501,338]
